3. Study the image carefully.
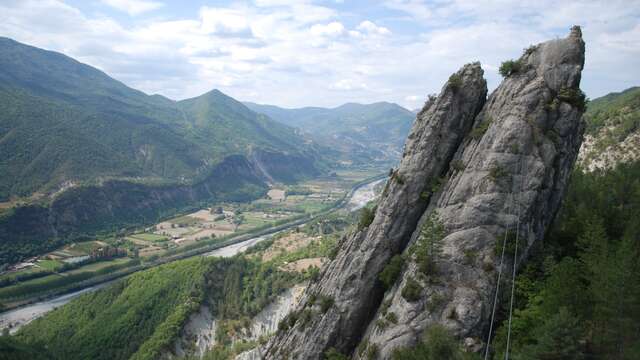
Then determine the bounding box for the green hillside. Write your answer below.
[579,87,640,170]
[0,37,326,264]
[0,37,321,201]
[585,86,640,136]
[10,256,297,360]
[244,101,415,163]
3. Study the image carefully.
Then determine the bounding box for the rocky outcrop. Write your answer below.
[356,26,586,359]
[264,27,586,359]
[264,63,488,359]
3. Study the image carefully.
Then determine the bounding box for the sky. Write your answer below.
[1,0,639,109]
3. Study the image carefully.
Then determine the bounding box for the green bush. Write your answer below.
[426,292,447,312]
[379,255,404,289]
[558,87,588,112]
[386,311,399,324]
[319,295,335,313]
[463,248,478,264]
[470,116,493,140]
[499,59,523,77]
[401,277,423,302]
[376,318,388,329]
[412,213,445,275]
[358,206,377,231]
[448,73,463,91]
[392,325,478,360]
[298,309,314,328]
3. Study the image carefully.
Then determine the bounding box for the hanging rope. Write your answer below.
[483,191,514,360]
[505,155,526,360]
[484,151,526,360]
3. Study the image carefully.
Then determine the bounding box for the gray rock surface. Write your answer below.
[356,26,586,359]
[264,63,488,359]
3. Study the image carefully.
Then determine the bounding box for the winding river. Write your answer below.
[0,177,384,334]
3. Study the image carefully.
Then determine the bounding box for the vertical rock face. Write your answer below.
[264,63,488,359]
[262,27,585,360]
[357,27,586,359]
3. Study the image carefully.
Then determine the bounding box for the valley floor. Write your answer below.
[0,169,385,334]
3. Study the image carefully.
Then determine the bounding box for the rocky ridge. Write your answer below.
[263,62,488,358]
[260,27,585,359]
[357,26,586,359]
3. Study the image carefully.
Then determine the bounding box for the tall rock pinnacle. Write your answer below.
[264,63,487,359]
[260,26,585,360]
[357,26,586,359]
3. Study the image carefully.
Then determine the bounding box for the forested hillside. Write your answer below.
[244,101,414,164]
[488,161,640,359]
[0,37,322,201]
[8,256,298,360]
[579,87,640,170]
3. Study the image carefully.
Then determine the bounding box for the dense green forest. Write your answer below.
[3,256,298,360]
[489,161,640,359]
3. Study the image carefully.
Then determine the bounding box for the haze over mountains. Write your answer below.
[244,102,414,164]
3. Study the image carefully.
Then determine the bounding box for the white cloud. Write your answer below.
[101,0,163,16]
[200,7,252,36]
[310,21,345,37]
[0,0,638,109]
[357,20,391,35]
[330,79,368,91]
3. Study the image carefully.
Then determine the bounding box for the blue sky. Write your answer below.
[1,0,639,109]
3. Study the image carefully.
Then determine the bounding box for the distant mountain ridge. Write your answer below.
[244,101,415,164]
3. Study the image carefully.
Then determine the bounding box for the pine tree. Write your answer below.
[414,213,445,275]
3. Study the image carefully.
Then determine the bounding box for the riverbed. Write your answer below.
[0,177,384,334]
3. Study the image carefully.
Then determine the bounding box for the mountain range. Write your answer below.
[0,37,329,263]
[244,101,415,164]
[0,37,326,202]
[0,37,419,264]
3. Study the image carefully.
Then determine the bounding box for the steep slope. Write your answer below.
[578,86,640,170]
[263,27,586,359]
[0,37,320,200]
[13,256,297,360]
[244,101,415,163]
[264,63,488,358]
